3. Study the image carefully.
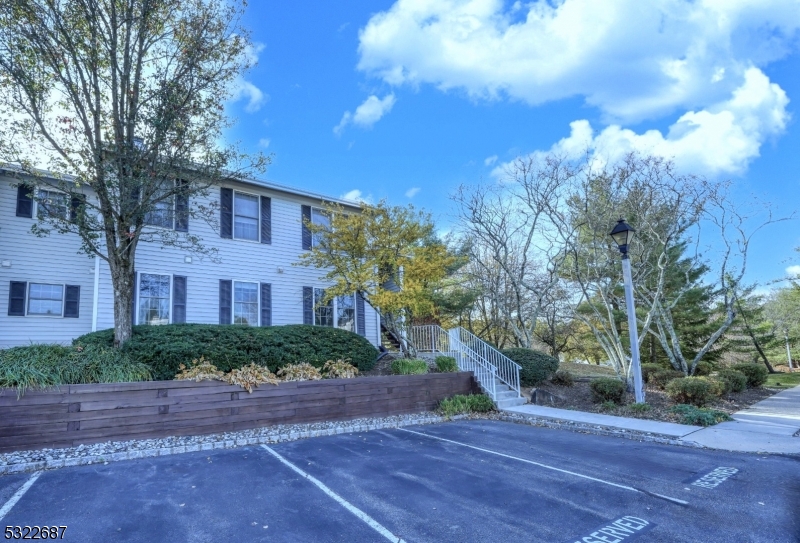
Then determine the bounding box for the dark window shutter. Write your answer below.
[173,276,187,323]
[260,196,272,244]
[303,286,313,325]
[69,195,85,224]
[260,283,272,327]
[15,185,33,218]
[356,292,366,336]
[64,285,80,318]
[175,180,189,232]
[131,272,138,325]
[301,205,312,250]
[220,188,233,239]
[8,281,26,316]
[219,279,232,324]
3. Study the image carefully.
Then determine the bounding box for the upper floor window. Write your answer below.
[143,180,188,231]
[311,207,330,247]
[234,192,259,241]
[144,186,174,228]
[37,190,68,220]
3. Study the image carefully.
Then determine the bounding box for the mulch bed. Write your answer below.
[527,379,778,425]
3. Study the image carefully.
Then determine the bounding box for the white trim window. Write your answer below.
[138,273,171,325]
[313,289,356,331]
[234,191,259,241]
[233,281,259,325]
[37,189,69,220]
[27,283,64,316]
[144,186,174,228]
[311,207,330,247]
[336,293,355,332]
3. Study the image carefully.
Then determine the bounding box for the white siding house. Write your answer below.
[0,171,381,348]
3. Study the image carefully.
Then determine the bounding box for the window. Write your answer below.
[336,294,355,332]
[37,190,68,220]
[311,207,330,247]
[233,281,259,325]
[138,273,170,325]
[313,288,333,327]
[234,192,259,241]
[27,283,64,316]
[144,184,175,228]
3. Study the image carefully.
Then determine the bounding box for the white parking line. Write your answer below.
[399,428,688,506]
[261,446,406,543]
[0,472,41,521]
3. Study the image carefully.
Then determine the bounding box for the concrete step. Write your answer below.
[495,390,517,400]
[495,397,527,409]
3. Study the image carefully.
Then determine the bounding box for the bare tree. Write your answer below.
[0,0,267,345]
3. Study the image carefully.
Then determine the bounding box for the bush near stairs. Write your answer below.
[501,348,559,386]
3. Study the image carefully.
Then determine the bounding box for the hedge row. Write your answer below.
[74,324,379,381]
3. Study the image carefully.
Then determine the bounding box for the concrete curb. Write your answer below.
[0,415,446,476]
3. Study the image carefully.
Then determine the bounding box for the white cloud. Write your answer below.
[492,68,790,177]
[230,42,268,113]
[358,0,800,123]
[786,265,800,277]
[231,78,267,113]
[405,187,421,197]
[258,138,271,148]
[484,155,498,166]
[334,94,397,135]
[340,189,373,203]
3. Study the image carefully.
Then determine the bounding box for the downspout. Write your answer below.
[91,256,100,332]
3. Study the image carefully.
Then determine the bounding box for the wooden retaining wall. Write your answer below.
[0,372,477,453]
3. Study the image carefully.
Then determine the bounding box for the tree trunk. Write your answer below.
[109,258,135,347]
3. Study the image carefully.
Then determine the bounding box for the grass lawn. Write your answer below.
[766,371,800,389]
[559,361,617,378]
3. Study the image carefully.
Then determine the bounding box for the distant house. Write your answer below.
[0,170,380,348]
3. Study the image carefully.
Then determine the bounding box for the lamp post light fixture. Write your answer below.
[609,218,645,403]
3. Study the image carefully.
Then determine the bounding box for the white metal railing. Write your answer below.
[408,324,519,401]
[454,327,521,397]
[409,325,450,353]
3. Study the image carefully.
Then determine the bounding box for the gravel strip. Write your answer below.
[0,413,445,475]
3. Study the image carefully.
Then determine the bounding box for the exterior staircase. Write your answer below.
[409,325,523,409]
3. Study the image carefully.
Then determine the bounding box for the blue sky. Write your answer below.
[224,0,800,287]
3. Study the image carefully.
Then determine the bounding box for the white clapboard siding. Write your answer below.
[0,174,382,348]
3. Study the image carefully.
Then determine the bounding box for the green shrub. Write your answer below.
[500,348,559,386]
[649,369,685,390]
[435,356,459,373]
[391,359,429,375]
[75,324,379,381]
[731,363,768,388]
[550,370,574,387]
[438,394,495,416]
[600,400,618,411]
[715,369,747,394]
[0,344,151,395]
[640,363,663,384]
[665,377,721,407]
[670,404,732,426]
[589,377,626,404]
[693,360,713,376]
[627,402,651,413]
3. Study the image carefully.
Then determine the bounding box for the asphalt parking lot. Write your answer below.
[1,420,798,542]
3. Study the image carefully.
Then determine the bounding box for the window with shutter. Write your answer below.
[260,196,271,244]
[220,188,233,239]
[15,185,33,218]
[302,286,313,325]
[7,281,27,316]
[260,283,272,326]
[64,285,80,318]
[301,205,312,250]
[172,276,187,323]
[175,180,189,232]
[219,280,232,324]
[356,293,366,336]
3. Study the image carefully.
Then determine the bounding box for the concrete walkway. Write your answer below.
[503,385,800,455]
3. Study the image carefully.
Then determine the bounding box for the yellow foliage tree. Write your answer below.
[297,201,454,356]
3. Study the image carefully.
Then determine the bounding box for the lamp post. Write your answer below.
[609,218,645,403]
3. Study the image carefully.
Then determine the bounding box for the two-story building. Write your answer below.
[0,169,381,348]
